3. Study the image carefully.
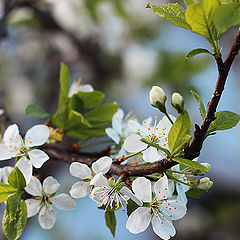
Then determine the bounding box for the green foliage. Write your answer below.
[25,103,51,119]
[185,0,222,51]
[214,4,240,33]
[3,192,27,240]
[8,167,26,190]
[168,111,191,156]
[127,199,139,217]
[173,157,209,172]
[190,90,206,119]
[146,3,190,29]
[0,183,17,203]
[141,139,171,156]
[105,211,116,237]
[185,48,213,60]
[186,188,202,199]
[184,0,197,6]
[208,111,240,133]
[50,63,118,140]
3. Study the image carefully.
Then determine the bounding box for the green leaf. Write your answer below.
[208,111,240,133]
[186,188,202,199]
[141,139,171,156]
[171,135,192,157]
[8,167,26,190]
[84,103,118,126]
[52,63,70,128]
[168,111,191,154]
[66,126,106,139]
[105,211,116,237]
[0,183,17,203]
[146,3,190,29]
[66,110,92,130]
[190,90,206,119]
[185,0,221,48]
[214,4,240,33]
[3,192,27,240]
[25,104,50,119]
[68,95,84,113]
[184,0,197,6]
[75,91,105,109]
[173,157,209,172]
[127,199,139,217]
[185,48,213,60]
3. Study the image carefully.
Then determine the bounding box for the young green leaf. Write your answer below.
[146,3,190,29]
[8,167,26,190]
[67,110,92,130]
[105,211,116,237]
[0,183,17,203]
[186,188,202,199]
[173,157,209,172]
[185,48,213,60]
[214,4,240,33]
[25,104,50,119]
[75,91,105,109]
[168,111,191,154]
[3,192,27,240]
[185,0,221,49]
[208,111,240,133]
[184,0,197,6]
[68,95,84,113]
[190,90,206,119]
[84,103,118,126]
[170,134,192,157]
[127,199,139,217]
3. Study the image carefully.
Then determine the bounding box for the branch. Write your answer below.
[184,27,240,160]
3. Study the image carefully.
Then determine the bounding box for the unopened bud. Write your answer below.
[192,163,211,176]
[149,86,167,112]
[197,177,213,191]
[171,92,184,114]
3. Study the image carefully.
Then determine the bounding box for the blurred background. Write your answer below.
[0,0,240,239]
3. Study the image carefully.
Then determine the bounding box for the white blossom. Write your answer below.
[91,173,142,211]
[0,166,13,184]
[69,78,94,97]
[25,176,75,230]
[0,124,50,183]
[126,174,187,240]
[69,156,112,199]
[124,116,174,162]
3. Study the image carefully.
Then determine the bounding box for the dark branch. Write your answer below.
[184,27,240,160]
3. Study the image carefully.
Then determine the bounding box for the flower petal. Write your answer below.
[52,193,75,210]
[0,144,11,160]
[2,166,13,184]
[38,206,56,229]
[152,213,176,240]
[28,149,49,168]
[90,172,108,186]
[176,184,188,205]
[154,174,169,200]
[126,207,151,234]
[105,128,120,144]
[91,186,109,205]
[69,162,91,180]
[25,176,42,196]
[160,199,187,220]
[43,176,60,194]
[25,199,40,218]
[132,177,152,202]
[25,125,50,147]
[112,109,124,135]
[124,134,147,153]
[92,156,112,174]
[70,181,90,198]
[16,157,33,184]
[142,147,164,162]
[142,117,152,128]
[128,120,143,133]
[167,179,175,199]
[120,186,142,206]
[3,124,22,148]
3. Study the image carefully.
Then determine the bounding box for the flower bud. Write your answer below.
[149,86,167,112]
[171,92,184,114]
[197,177,213,191]
[69,78,94,97]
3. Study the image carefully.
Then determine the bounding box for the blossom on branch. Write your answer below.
[126,174,187,239]
[0,124,50,183]
[25,176,75,230]
[69,156,112,198]
[124,116,174,162]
